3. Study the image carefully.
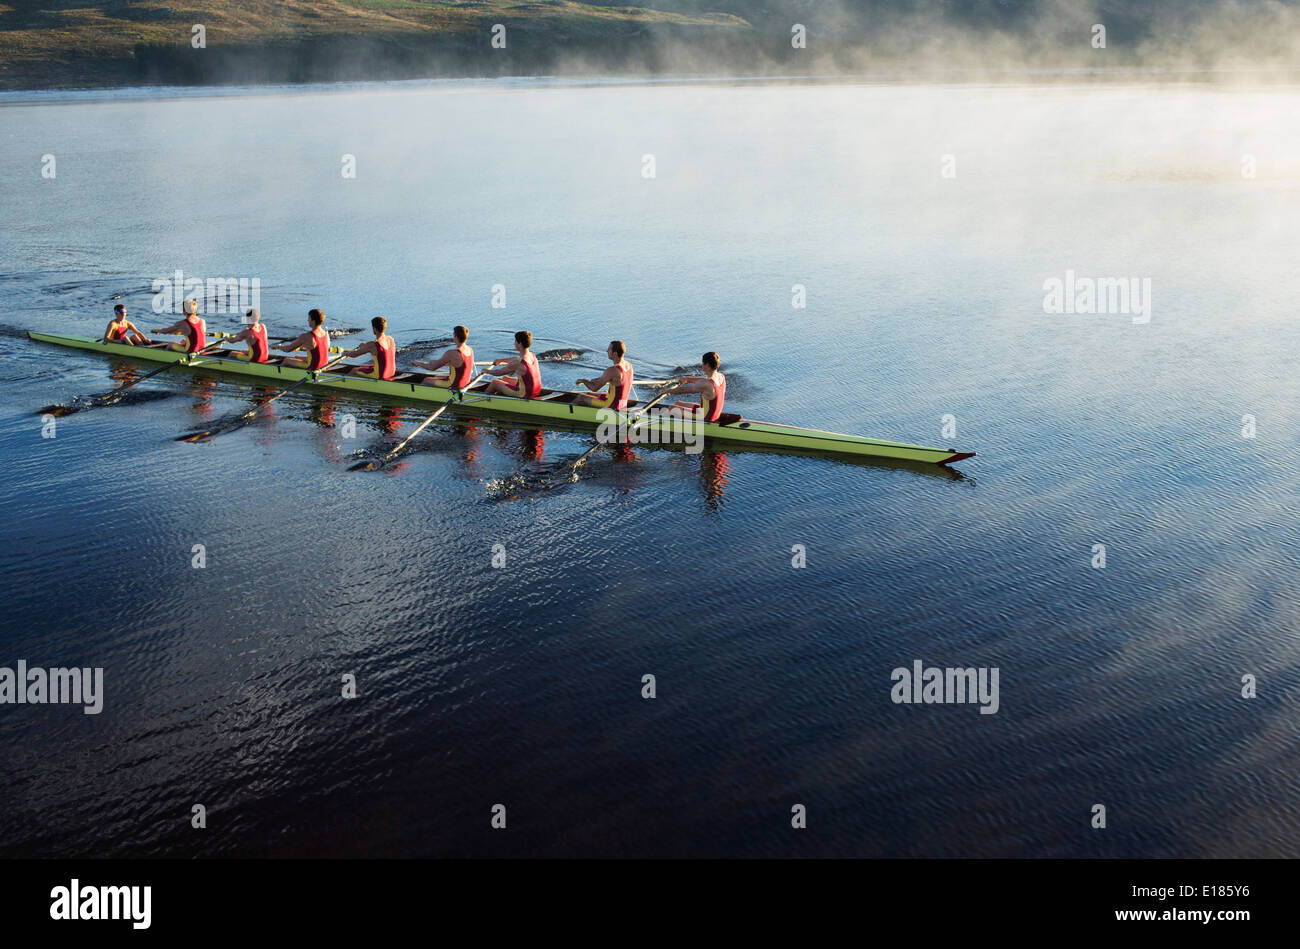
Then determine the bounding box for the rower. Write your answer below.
[670,351,726,422]
[225,308,270,363]
[103,304,150,346]
[276,308,332,370]
[342,316,398,379]
[484,330,543,398]
[413,324,475,388]
[152,299,206,353]
[574,340,633,410]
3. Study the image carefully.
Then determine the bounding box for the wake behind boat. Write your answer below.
[29,329,977,467]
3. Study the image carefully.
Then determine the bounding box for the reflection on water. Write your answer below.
[0,80,1297,858]
[375,405,406,437]
[698,451,732,510]
[106,363,142,388]
[184,376,218,418]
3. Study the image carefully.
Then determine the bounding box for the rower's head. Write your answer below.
[245,308,261,324]
[113,304,126,320]
[514,330,532,353]
[608,340,625,363]
[371,316,387,337]
[702,351,720,373]
[182,299,198,317]
[453,325,468,344]
[308,308,324,329]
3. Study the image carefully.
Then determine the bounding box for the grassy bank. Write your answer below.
[3,1,1300,91]
[0,0,757,90]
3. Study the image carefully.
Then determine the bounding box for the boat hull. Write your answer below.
[29,332,976,466]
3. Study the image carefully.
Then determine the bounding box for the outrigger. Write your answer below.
[28,331,977,466]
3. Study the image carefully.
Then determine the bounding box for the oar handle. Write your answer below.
[211,332,345,355]
[315,355,349,374]
[629,381,679,414]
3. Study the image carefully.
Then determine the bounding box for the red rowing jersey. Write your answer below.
[701,373,725,422]
[612,360,634,410]
[308,327,330,370]
[517,352,542,398]
[108,320,128,341]
[248,324,268,363]
[372,335,396,380]
[183,316,205,354]
[451,344,475,388]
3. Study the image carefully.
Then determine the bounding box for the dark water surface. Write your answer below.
[0,80,1297,857]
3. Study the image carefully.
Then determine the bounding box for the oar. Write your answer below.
[351,371,490,471]
[569,382,678,474]
[176,355,348,442]
[41,340,227,417]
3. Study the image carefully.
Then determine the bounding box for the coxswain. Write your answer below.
[484,330,543,398]
[574,340,634,410]
[225,308,270,363]
[414,324,476,388]
[276,308,332,370]
[670,351,726,421]
[343,316,398,379]
[152,299,206,353]
[103,304,150,345]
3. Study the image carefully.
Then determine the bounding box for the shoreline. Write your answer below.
[6,64,1300,105]
[6,0,1300,96]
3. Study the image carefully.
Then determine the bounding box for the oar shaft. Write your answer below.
[94,340,224,402]
[385,372,490,457]
[175,354,348,442]
[234,356,348,419]
[211,332,343,354]
[572,383,677,468]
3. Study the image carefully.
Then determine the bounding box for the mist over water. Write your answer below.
[0,77,1297,856]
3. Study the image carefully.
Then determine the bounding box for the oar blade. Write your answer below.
[38,403,78,418]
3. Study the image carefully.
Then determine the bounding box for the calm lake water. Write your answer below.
[0,78,1296,857]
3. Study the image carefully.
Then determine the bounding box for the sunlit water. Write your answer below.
[0,79,1297,857]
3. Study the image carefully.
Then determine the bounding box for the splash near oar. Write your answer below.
[350,371,490,471]
[537,348,584,362]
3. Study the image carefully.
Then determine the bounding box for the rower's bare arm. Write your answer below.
[276,332,311,353]
[578,366,617,390]
[488,357,519,376]
[416,350,452,371]
[344,341,375,359]
[152,318,185,335]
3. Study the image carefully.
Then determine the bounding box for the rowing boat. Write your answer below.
[28,332,977,466]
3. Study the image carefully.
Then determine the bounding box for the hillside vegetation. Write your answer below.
[1,0,1298,90]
